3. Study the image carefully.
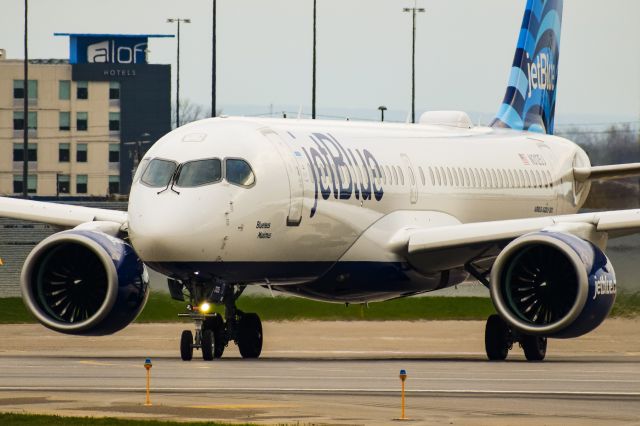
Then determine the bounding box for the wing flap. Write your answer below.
[0,197,127,228]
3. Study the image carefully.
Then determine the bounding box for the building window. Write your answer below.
[59,80,70,100]
[13,80,24,98]
[109,143,120,163]
[14,111,37,130]
[57,174,70,194]
[108,176,120,194]
[76,81,88,99]
[76,175,88,194]
[13,143,37,162]
[76,143,88,162]
[59,143,70,162]
[13,111,24,129]
[76,112,88,131]
[59,111,70,131]
[109,112,120,131]
[109,81,120,99]
[13,80,37,99]
[13,175,37,194]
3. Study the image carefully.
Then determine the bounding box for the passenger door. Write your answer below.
[401,153,418,204]
[262,129,304,226]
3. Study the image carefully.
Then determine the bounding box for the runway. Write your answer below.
[1,320,639,425]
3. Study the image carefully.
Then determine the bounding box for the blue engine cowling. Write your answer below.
[490,231,616,338]
[21,230,149,335]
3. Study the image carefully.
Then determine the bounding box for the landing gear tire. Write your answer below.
[201,329,215,361]
[485,314,511,361]
[521,334,547,361]
[180,330,193,361]
[204,314,225,359]
[237,313,263,359]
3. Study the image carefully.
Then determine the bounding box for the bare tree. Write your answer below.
[171,99,221,128]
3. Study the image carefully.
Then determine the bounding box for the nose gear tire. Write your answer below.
[180,330,193,361]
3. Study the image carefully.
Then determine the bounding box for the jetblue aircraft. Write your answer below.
[2,0,639,361]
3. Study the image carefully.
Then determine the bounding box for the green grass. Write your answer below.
[2,292,639,324]
[0,413,254,426]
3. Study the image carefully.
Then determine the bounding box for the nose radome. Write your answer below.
[128,204,219,262]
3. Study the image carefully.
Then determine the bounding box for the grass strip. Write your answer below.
[0,413,254,426]
[2,292,639,324]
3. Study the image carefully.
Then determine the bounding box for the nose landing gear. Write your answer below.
[177,281,263,361]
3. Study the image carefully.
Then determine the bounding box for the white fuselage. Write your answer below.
[127,116,589,302]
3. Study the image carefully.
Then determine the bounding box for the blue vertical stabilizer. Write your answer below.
[491,0,563,134]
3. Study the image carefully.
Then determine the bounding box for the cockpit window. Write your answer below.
[133,158,150,184]
[141,159,177,187]
[226,159,255,187]
[176,158,222,187]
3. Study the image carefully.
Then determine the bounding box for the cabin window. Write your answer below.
[176,158,222,187]
[397,166,405,185]
[507,170,515,188]
[226,158,256,187]
[407,167,415,186]
[471,168,479,188]
[535,170,542,188]
[452,168,459,187]
[419,167,426,186]
[141,159,178,187]
[428,167,435,186]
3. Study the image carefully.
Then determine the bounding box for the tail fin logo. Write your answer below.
[491,0,564,135]
[527,52,557,98]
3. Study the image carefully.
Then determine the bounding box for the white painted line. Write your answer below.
[0,386,638,397]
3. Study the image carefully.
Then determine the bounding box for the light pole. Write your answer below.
[312,0,317,119]
[22,0,29,198]
[378,106,387,122]
[403,2,425,124]
[167,18,191,128]
[211,0,217,117]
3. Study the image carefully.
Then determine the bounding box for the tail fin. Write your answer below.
[491,0,563,134]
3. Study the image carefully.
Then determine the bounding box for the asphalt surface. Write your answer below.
[0,320,639,425]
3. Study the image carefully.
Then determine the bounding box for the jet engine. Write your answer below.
[490,231,616,338]
[21,230,149,335]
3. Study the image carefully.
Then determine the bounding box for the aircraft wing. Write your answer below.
[0,197,127,228]
[404,209,640,274]
[574,162,640,182]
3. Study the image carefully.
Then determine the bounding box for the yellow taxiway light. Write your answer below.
[144,358,153,406]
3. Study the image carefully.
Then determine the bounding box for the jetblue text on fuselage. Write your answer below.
[526,52,557,98]
[301,133,384,217]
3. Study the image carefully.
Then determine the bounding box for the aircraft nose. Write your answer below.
[128,194,221,262]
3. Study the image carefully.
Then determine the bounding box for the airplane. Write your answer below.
[2,0,640,362]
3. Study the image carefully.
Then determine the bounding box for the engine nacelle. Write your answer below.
[21,230,149,335]
[490,231,616,338]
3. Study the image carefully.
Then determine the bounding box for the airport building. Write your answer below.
[0,33,173,198]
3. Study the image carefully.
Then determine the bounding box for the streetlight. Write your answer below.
[403,1,425,124]
[22,0,29,198]
[312,0,317,119]
[378,106,387,122]
[167,18,191,128]
[211,0,217,117]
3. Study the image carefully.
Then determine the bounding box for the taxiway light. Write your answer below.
[144,358,153,406]
[200,302,212,313]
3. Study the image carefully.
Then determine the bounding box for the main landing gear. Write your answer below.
[177,282,263,361]
[484,314,547,361]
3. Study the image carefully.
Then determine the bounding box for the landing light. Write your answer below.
[200,302,211,313]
